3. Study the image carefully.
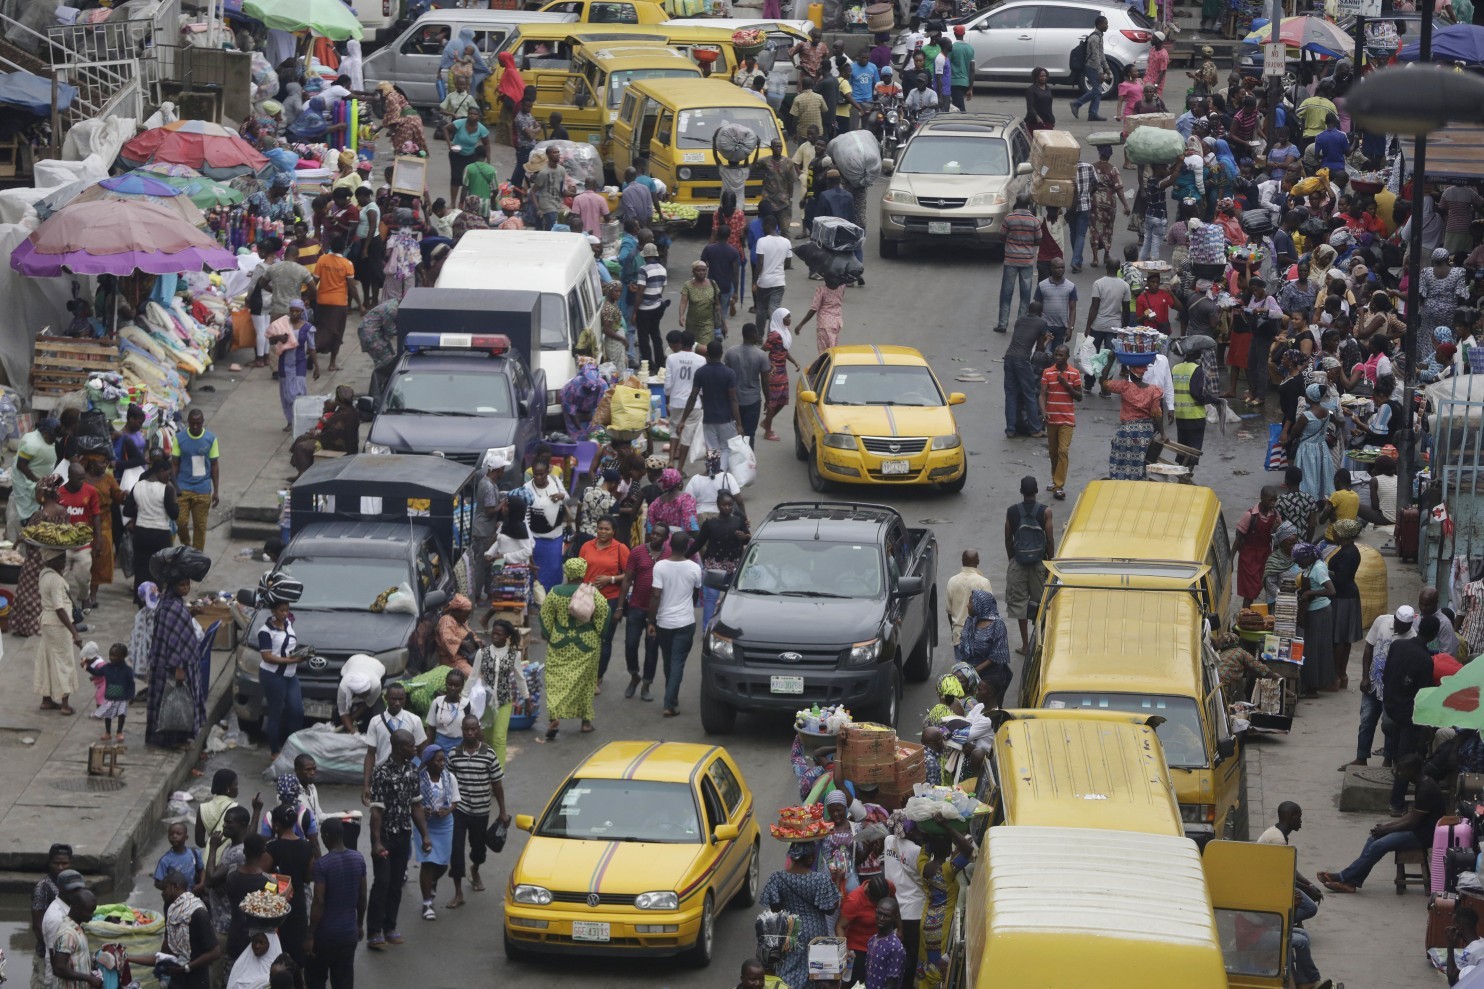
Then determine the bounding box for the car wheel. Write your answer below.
[1080,59,1121,101]
[686,893,716,967]
[939,464,968,494]
[866,663,902,727]
[734,841,761,907]
[904,606,934,684]
[503,930,531,962]
[700,680,738,734]
[794,419,809,462]
[807,447,830,493]
[879,232,899,258]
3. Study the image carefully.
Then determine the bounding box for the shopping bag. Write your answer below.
[726,434,757,487]
[1265,422,1289,471]
[158,681,195,735]
[1073,335,1098,377]
[486,818,510,853]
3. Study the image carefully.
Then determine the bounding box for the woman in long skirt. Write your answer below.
[760,308,802,442]
[1294,385,1336,501]
[1103,363,1166,479]
[539,558,608,741]
[84,459,121,609]
[11,483,68,638]
[418,745,459,922]
[477,620,529,768]
[145,576,205,749]
[1294,542,1336,696]
[1088,145,1128,266]
[759,843,841,989]
[1327,519,1366,690]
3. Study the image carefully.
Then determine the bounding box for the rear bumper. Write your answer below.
[702,655,895,712]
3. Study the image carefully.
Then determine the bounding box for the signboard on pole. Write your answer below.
[1262,42,1286,76]
[1328,0,1383,18]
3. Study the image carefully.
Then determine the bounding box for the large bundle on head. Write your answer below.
[257,570,304,608]
[794,241,863,285]
[1125,126,1186,166]
[150,546,212,585]
[826,130,881,190]
[713,123,761,166]
[531,139,603,191]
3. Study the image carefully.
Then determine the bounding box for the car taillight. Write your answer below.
[1122,29,1151,43]
[383,0,391,13]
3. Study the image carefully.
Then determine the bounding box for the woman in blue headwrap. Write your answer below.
[440,28,490,92]
[1292,541,1336,696]
[286,96,329,142]
[1419,325,1456,384]
[954,590,1011,698]
[1293,383,1335,501]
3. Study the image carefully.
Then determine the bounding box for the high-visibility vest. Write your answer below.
[1172,361,1204,420]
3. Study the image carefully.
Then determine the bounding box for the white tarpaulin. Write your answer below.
[62,116,139,169]
[0,224,76,392]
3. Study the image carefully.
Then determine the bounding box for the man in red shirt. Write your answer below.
[1135,271,1178,333]
[54,463,100,613]
[1038,344,1082,500]
[995,195,1043,334]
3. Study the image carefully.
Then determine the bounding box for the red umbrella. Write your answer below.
[119,120,271,180]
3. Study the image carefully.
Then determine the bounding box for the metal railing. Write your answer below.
[53,57,143,123]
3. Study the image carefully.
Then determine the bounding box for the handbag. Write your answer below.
[158,681,195,735]
[486,817,509,853]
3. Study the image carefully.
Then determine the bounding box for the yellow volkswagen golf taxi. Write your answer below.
[503,741,759,965]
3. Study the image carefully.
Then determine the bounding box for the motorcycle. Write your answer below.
[874,97,909,170]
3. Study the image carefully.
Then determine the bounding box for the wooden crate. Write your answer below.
[31,336,120,398]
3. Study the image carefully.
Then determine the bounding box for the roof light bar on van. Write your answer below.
[404,332,512,355]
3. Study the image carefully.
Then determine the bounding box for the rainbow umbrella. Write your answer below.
[241,0,363,40]
[119,119,271,180]
[1242,16,1354,57]
[9,199,236,277]
[127,167,244,209]
[73,176,210,228]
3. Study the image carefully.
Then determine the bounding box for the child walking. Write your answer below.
[87,642,135,742]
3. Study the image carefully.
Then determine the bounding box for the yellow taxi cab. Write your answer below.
[792,345,967,493]
[532,42,702,170]
[538,0,670,22]
[504,741,759,965]
[610,77,785,211]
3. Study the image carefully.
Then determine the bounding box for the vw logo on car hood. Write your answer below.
[305,654,328,672]
[586,893,601,908]
[779,651,803,663]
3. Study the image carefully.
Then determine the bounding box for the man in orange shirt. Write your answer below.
[314,236,361,376]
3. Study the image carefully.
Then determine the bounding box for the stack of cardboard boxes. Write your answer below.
[1030,129,1081,209]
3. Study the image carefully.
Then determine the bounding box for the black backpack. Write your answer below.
[1011,502,1048,566]
[1069,36,1089,75]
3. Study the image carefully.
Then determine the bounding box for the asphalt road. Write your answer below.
[114,86,1400,987]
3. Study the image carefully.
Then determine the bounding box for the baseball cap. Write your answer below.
[1395,605,1417,624]
[57,870,87,893]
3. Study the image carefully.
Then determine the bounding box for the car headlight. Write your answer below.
[931,434,961,450]
[823,432,857,450]
[512,884,553,905]
[372,647,410,675]
[882,189,916,205]
[678,167,692,181]
[708,633,735,663]
[1179,804,1216,825]
[237,645,262,676]
[485,445,516,468]
[364,442,392,455]
[634,891,679,910]
[847,638,881,666]
[966,191,1007,207]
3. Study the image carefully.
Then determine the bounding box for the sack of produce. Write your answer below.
[1125,126,1186,166]
[713,123,761,166]
[810,216,864,252]
[403,665,452,717]
[826,130,882,190]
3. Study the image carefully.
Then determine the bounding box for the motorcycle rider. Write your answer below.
[872,67,905,153]
[905,70,939,129]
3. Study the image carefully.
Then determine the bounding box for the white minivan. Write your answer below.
[435,230,601,417]
[363,9,577,107]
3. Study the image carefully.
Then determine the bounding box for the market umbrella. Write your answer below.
[1413,661,1484,730]
[72,179,210,229]
[1398,24,1484,65]
[9,199,236,277]
[1242,16,1354,57]
[1345,62,1484,135]
[119,119,271,181]
[127,167,244,209]
[135,162,203,179]
[240,0,363,40]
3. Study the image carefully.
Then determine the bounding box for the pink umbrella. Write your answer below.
[9,199,236,277]
[119,119,271,180]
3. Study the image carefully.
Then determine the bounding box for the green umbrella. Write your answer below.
[127,169,244,209]
[1413,659,1484,730]
[241,0,363,41]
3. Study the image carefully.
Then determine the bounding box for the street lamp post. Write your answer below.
[1399,0,1434,515]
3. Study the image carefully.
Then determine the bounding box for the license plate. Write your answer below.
[928,221,951,235]
[770,676,805,695]
[572,921,610,942]
[303,699,334,721]
[881,460,911,475]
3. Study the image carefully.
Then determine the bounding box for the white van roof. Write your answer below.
[664,17,813,33]
[436,230,594,293]
[400,9,577,31]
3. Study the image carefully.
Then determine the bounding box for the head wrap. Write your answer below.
[138,581,160,610]
[420,742,443,762]
[704,449,722,477]
[271,172,293,190]
[447,593,472,614]
[563,557,589,582]
[337,150,355,170]
[786,841,816,862]
[645,455,667,470]
[1435,325,1456,345]
[1305,383,1325,402]
[1291,542,1320,567]
[1098,144,1114,160]
[659,468,683,491]
[1271,520,1299,550]
[1439,343,1458,363]
[768,307,793,350]
[274,772,303,806]
[937,673,965,699]
[825,789,849,808]
[1332,518,1363,540]
[600,467,622,484]
[1318,355,1341,371]
[1434,246,1452,263]
[261,99,282,116]
[1329,227,1353,248]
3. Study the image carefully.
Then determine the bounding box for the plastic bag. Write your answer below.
[383,583,417,615]
[158,682,195,735]
[530,140,603,192]
[727,434,757,487]
[151,545,212,584]
[1125,126,1186,166]
[265,724,372,785]
[827,131,882,190]
[810,216,864,252]
[1073,335,1098,377]
[713,122,760,166]
[609,385,651,432]
[794,241,864,283]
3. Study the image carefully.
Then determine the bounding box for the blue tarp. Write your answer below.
[1399,24,1484,65]
[0,70,77,117]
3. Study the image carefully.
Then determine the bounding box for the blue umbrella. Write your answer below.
[98,173,185,198]
[1399,24,1484,65]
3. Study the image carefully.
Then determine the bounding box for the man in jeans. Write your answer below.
[723,324,770,446]
[753,215,793,328]
[1003,476,1053,655]
[680,340,743,464]
[171,408,219,551]
[994,196,1041,334]
[367,730,430,950]
[1067,160,1095,273]
[621,522,668,702]
[306,816,365,989]
[647,531,704,719]
[1068,16,1110,121]
[529,145,567,230]
[1002,302,1049,440]
[1033,259,1077,351]
[1319,754,1446,893]
[1140,164,1175,261]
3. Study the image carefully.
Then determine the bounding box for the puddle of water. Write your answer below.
[0,897,37,960]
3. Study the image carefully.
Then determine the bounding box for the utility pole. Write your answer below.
[1399,0,1434,514]
[1263,0,1284,146]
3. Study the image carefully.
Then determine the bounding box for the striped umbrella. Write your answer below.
[1242,16,1354,57]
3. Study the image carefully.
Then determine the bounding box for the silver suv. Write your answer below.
[877,113,1032,257]
[895,0,1153,99]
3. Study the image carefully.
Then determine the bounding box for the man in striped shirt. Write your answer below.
[994,196,1042,335]
[445,714,508,909]
[1038,345,1081,500]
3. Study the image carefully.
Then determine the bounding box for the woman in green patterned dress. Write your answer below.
[539,557,609,741]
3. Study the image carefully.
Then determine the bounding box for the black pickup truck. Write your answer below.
[699,502,939,733]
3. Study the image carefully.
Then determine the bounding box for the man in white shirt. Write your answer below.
[1255,802,1326,989]
[1142,352,1177,416]
[752,214,792,329]
[882,830,924,963]
[944,549,992,647]
[1084,256,1132,355]
[336,653,386,733]
[360,682,428,806]
[665,330,707,468]
[647,531,705,717]
[1349,605,1416,770]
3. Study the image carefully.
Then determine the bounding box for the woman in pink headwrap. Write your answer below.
[435,594,479,676]
[645,469,698,542]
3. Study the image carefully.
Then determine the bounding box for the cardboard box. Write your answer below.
[1125,112,1176,135]
[1030,129,1081,179]
[1031,174,1074,208]
[808,938,848,979]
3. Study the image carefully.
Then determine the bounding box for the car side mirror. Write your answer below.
[515,814,535,832]
[423,589,449,613]
[895,576,925,598]
[974,20,987,30]
[1016,162,1031,176]
[713,823,739,843]
[356,395,375,416]
[948,392,966,406]
[798,389,818,405]
[703,568,732,590]
[1217,737,1236,760]
[236,588,256,608]
[518,400,531,418]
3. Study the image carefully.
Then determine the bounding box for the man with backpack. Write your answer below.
[1003,477,1054,656]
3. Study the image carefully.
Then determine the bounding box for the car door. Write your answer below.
[886,519,923,658]
[704,757,751,898]
[1032,4,1100,81]
[612,91,639,172]
[796,353,831,449]
[963,4,1040,79]
[397,20,454,104]
[1202,840,1295,988]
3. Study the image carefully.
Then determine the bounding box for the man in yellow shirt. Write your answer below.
[1296,82,1338,144]
[1318,467,1361,541]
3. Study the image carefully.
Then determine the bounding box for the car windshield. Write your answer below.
[1043,692,1209,768]
[676,106,780,148]
[537,778,702,843]
[609,68,697,108]
[897,135,1010,176]
[539,294,569,351]
[825,364,944,407]
[734,541,884,597]
[278,559,413,611]
[385,369,514,416]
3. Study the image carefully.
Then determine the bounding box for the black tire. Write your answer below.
[686,892,716,967]
[1078,59,1122,101]
[939,457,968,494]
[879,233,900,258]
[807,446,830,493]
[734,841,761,907]
[904,602,934,684]
[865,663,902,727]
[794,419,809,461]
[503,930,532,962]
[700,680,738,734]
